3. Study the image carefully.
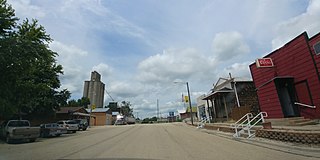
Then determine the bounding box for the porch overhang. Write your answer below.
[72,112,96,117]
[256,76,294,91]
[202,90,234,100]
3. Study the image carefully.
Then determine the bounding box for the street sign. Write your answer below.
[91,104,96,110]
[256,58,274,68]
[184,96,189,102]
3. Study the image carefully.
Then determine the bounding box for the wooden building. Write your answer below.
[250,31,320,119]
[86,108,112,125]
[55,107,91,121]
[202,77,259,122]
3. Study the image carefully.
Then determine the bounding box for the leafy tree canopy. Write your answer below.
[67,97,90,108]
[120,101,133,117]
[0,0,69,119]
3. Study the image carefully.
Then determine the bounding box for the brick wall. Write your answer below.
[256,129,320,145]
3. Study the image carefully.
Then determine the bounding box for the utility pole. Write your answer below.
[186,82,194,125]
[157,99,159,120]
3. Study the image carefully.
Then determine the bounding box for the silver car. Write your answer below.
[57,120,79,133]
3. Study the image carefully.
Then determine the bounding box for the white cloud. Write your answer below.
[137,48,216,83]
[219,62,252,79]
[212,31,250,61]
[8,0,46,19]
[92,63,113,80]
[49,41,89,96]
[272,0,320,49]
[108,81,142,99]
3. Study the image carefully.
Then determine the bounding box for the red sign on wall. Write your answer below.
[256,58,274,68]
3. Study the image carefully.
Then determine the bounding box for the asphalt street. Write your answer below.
[0,123,319,160]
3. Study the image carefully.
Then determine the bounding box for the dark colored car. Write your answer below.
[74,119,88,131]
[40,123,67,137]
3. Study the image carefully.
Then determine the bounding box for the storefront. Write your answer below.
[250,31,320,119]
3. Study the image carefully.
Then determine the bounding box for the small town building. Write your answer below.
[178,107,197,120]
[86,108,112,125]
[202,76,259,122]
[250,31,320,119]
[197,95,210,121]
[55,107,91,121]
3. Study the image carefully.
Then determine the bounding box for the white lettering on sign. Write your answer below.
[256,58,274,68]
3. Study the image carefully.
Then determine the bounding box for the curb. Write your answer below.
[198,127,320,158]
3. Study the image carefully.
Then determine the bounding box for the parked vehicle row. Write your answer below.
[40,123,67,138]
[1,119,89,143]
[0,120,40,143]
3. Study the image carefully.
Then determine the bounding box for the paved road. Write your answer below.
[0,123,318,160]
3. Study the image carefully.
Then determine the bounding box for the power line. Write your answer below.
[105,89,115,101]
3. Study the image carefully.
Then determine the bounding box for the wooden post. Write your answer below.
[211,99,216,122]
[223,95,229,121]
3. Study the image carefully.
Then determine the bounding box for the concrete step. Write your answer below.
[266,117,305,126]
[294,120,318,126]
[288,118,310,125]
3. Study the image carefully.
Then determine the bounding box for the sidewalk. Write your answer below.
[183,122,320,158]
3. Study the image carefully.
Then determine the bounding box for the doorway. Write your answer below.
[274,78,300,117]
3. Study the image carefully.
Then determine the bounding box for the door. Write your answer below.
[274,78,300,117]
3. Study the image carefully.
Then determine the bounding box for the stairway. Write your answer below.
[265,117,318,126]
[231,112,268,138]
[288,117,318,126]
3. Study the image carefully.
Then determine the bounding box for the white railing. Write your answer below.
[231,112,268,138]
[230,113,253,138]
[294,102,316,109]
[197,116,211,129]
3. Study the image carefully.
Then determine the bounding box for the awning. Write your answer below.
[72,112,96,117]
[256,76,294,91]
[202,90,234,100]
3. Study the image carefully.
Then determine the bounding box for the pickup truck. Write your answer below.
[0,120,40,143]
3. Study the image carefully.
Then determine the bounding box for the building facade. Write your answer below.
[83,71,105,108]
[202,76,259,122]
[250,31,320,119]
[86,108,112,126]
[196,95,210,121]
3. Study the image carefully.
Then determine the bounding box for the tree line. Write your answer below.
[0,0,135,120]
[0,0,70,119]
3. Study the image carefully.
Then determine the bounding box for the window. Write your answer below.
[314,41,320,55]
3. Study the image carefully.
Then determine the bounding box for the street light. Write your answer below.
[174,81,194,125]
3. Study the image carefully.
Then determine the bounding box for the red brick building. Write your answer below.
[250,31,320,119]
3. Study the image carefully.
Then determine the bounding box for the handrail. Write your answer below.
[231,113,252,137]
[197,116,211,128]
[232,112,268,138]
[294,102,316,109]
[249,112,268,129]
[230,113,253,128]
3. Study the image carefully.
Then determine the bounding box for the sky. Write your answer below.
[8,0,320,119]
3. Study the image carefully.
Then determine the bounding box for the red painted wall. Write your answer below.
[308,33,320,118]
[250,32,320,119]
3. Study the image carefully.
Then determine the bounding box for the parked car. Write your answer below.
[57,120,79,133]
[40,123,67,137]
[0,120,40,143]
[74,119,88,131]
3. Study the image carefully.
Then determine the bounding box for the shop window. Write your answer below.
[314,41,320,55]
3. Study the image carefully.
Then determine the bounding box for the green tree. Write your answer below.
[67,97,90,108]
[67,99,78,107]
[120,101,133,117]
[0,0,69,119]
[77,97,90,108]
[107,102,119,112]
[150,116,157,122]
